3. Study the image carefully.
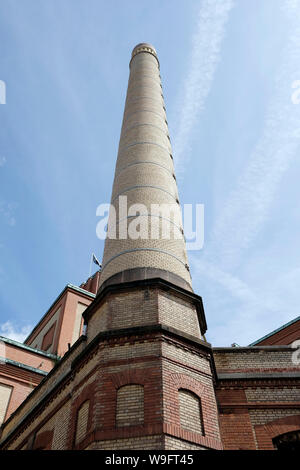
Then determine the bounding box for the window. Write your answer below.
[41,322,56,351]
[75,400,90,445]
[273,430,300,450]
[178,389,204,435]
[116,384,144,427]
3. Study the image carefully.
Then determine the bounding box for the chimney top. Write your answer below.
[131,43,158,66]
[132,43,156,55]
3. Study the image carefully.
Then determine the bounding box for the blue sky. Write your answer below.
[1,0,300,346]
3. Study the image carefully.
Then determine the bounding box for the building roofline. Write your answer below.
[67,284,96,298]
[217,371,300,380]
[248,315,300,346]
[23,284,95,344]
[213,345,293,352]
[0,336,57,359]
[0,324,211,446]
[0,335,87,445]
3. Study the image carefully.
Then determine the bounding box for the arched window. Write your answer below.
[116,384,144,427]
[178,389,204,435]
[75,400,90,445]
[273,430,300,450]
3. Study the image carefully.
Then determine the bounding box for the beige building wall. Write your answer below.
[0,383,12,425]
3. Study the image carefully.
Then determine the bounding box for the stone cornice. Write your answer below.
[83,276,207,335]
[130,43,159,68]
[217,371,300,380]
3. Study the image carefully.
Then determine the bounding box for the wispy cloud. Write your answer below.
[173,0,235,176]
[0,321,32,343]
[190,255,283,344]
[206,0,300,272]
[0,156,6,167]
[189,0,300,345]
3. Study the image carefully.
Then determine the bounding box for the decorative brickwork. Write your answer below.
[116,385,144,427]
[68,379,97,449]
[254,414,300,449]
[215,344,300,449]
[75,400,90,444]
[161,369,222,449]
[179,389,203,435]
[88,435,164,450]
[86,285,204,344]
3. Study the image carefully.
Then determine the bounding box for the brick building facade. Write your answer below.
[0,44,299,451]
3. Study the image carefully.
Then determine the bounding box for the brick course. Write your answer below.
[215,344,300,449]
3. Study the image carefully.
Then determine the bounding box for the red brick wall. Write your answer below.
[215,346,300,449]
[255,414,300,449]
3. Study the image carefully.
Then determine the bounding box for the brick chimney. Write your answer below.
[82,44,222,450]
[99,43,192,293]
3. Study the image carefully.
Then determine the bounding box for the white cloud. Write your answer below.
[173,0,235,176]
[0,321,33,343]
[189,0,300,345]
[191,256,287,345]
[206,0,300,272]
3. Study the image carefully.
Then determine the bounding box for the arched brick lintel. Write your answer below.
[108,368,161,426]
[170,373,205,397]
[110,369,150,389]
[265,414,300,439]
[168,373,218,440]
[165,372,222,449]
[255,414,300,449]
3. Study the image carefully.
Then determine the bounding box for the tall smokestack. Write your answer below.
[99,43,192,292]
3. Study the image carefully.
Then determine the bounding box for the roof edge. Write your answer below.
[0,336,57,359]
[248,315,300,346]
[23,284,95,344]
